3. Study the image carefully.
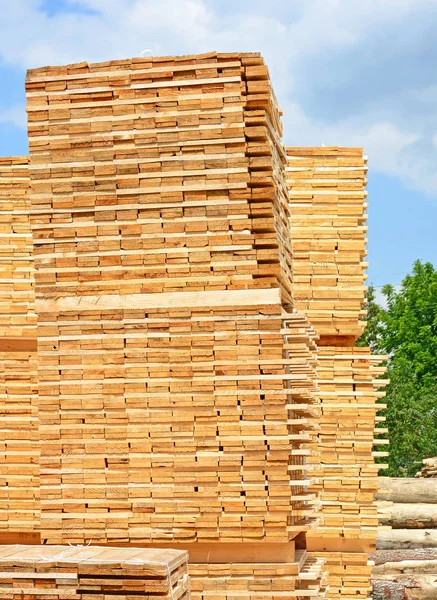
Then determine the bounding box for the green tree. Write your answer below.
[357,285,385,352]
[358,261,437,476]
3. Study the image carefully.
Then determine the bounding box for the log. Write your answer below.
[377,478,437,504]
[372,579,409,600]
[374,560,437,575]
[377,530,437,550]
[372,576,437,600]
[380,504,437,529]
[371,550,437,565]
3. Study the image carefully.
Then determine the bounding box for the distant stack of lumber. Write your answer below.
[0,157,36,339]
[373,478,437,600]
[190,550,325,600]
[315,553,373,600]
[286,147,387,600]
[26,53,324,599]
[286,147,368,339]
[307,347,388,548]
[0,157,39,542]
[0,545,190,600]
[416,458,437,478]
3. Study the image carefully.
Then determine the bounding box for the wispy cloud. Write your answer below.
[1,0,437,195]
[0,104,27,129]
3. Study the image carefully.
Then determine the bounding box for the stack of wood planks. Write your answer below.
[286,147,368,340]
[26,52,293,301]
[22,53,325,599]
[0,157,36,339]
[0,53,386,600]
[34,302,320,546]
[286,147,387,600]
[416,457,437,478]
[0,157,39,542]
[307,346,387,549]
[190,549,325,600]
[0,545,189,600]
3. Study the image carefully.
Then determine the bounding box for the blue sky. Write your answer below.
[1,0,437,293]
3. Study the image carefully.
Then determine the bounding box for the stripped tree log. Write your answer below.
[372,575,437,600]
[377,478,437,504]
[380,504,437,529]
[378,530,437,550]
[374,560,437,575]
[371,550,437,565]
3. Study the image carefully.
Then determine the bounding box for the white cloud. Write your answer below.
[1,0,437,195]
[0,104,27,129]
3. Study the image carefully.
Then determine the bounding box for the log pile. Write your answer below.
[24,53,325,599]
[372,478,437,600]
[377,478,437,548]
[0,545,190,600]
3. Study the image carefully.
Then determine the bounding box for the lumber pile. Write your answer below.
[0,157,36,339]
[35,303,319,545]
[306,347,387,549]
[416,457,437,478]
[0,157,39,541]
[26,52,293,301]
[24,53,324,599]
[316,552,373,600]
[0,545,189,600]
[0,52,385,600]
[190,550,325,599]
[286,147,368,339]
[286,147,387,600]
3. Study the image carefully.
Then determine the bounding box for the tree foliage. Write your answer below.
[357,285,385,352]
[358,261,437,476]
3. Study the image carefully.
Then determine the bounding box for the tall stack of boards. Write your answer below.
[0,52,386,600]
[0,157,39,541]
[286,147,388,600]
